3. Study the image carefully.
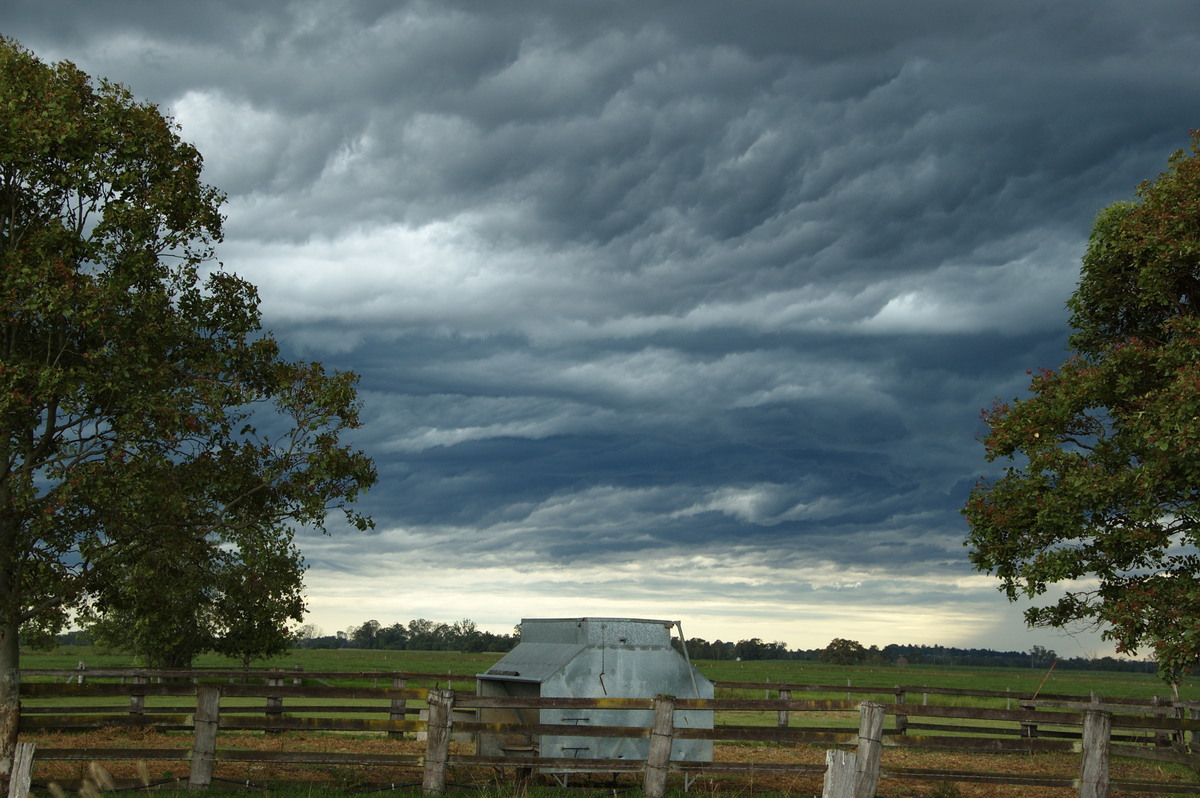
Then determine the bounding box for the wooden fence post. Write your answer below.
[266,671,283,730]
[822,749,856,798]
[130,673,146,717]
[1078,709,1111,798]
[7,742,34,798]
[643,695,676,798]
[855,701,885,798]
[422,688,455,795]
[188,685,221,791]
[390,675,409,738]
[894,686,907,735]
[777,688,791,728]
[1151,695,1169,747]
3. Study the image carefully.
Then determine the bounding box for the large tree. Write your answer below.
[82,531,223,669]
[819,638,867,666]
[964,131,1200,685]
[0,37,376,772]
[84,523,307,670]
[209,530,308,669]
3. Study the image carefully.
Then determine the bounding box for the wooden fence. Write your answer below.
[13,668,1200,797]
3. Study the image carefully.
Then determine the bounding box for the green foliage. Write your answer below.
[733,637,789,660]
[210,531,307,667]
[819,638,868,666]
[321,617,518,653]
[1029,645,1056,668]
[84,528,306,668]
[965,131,1200,684]
[0,35,375,678]
[83,533,219,668]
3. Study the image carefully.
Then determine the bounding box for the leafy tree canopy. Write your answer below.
[819,637,868,666]
[84,525,307,669]
[964,131,1200,684]
[0,35,375,764]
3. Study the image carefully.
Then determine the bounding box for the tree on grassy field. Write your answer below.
[964,131,1200,685]
[82,532,219,668]
[0,37,376,773]
[377,622,409,648]
[349,619,382,649]
[82,490,307,670]
[1029,645,1056,668]
[208,530,307,669]
[819,638,868,666]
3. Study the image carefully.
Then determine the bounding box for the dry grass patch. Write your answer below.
[20,728,1197,797]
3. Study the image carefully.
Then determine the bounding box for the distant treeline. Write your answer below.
[302,619,520,652]
[876,643,1158,674]
[679,638,1156,674]
[53,620,1158,674]
[310,622,1158,674]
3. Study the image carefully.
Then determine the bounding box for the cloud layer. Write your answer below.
[9,0,1200,655]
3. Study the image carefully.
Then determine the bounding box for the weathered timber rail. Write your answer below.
[14,668,1200,797]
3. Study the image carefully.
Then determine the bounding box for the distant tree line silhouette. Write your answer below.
[674,636,1157,674]
[297,618,519,652]
[54,620,1159,674]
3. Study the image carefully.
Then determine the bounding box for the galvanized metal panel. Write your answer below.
[478,642,584,684]
[476,617,714,766]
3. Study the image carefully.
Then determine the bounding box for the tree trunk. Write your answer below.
[0,476,19,785]
[0,620,20,783]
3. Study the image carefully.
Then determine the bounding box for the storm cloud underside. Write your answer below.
[7,0,1200,655]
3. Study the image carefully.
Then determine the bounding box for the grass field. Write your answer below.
[19,647,1200,797]
[22,647,501,677]
[699,657,1194,702]
[21,645,1194,702]
[23,646,1192,745]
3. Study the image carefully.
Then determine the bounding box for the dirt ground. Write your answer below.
[22,728,1197,797]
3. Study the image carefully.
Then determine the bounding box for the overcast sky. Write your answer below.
[8,1,1199,657]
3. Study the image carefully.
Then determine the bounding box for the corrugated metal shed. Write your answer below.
[476,617,713,767]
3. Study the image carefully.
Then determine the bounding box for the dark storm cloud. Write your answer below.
[6,0,1199,649]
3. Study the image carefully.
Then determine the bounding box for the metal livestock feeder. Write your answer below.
[475,617,714,771]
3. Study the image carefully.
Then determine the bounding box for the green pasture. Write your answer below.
[697,657,1194,702]
[20,646,1193,701]
[19,646,1193,740]
[698,658,1192,734]
[19,648,1198,797]
[21,647,504,680]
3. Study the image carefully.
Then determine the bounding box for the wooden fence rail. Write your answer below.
[14,670,1200,796]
